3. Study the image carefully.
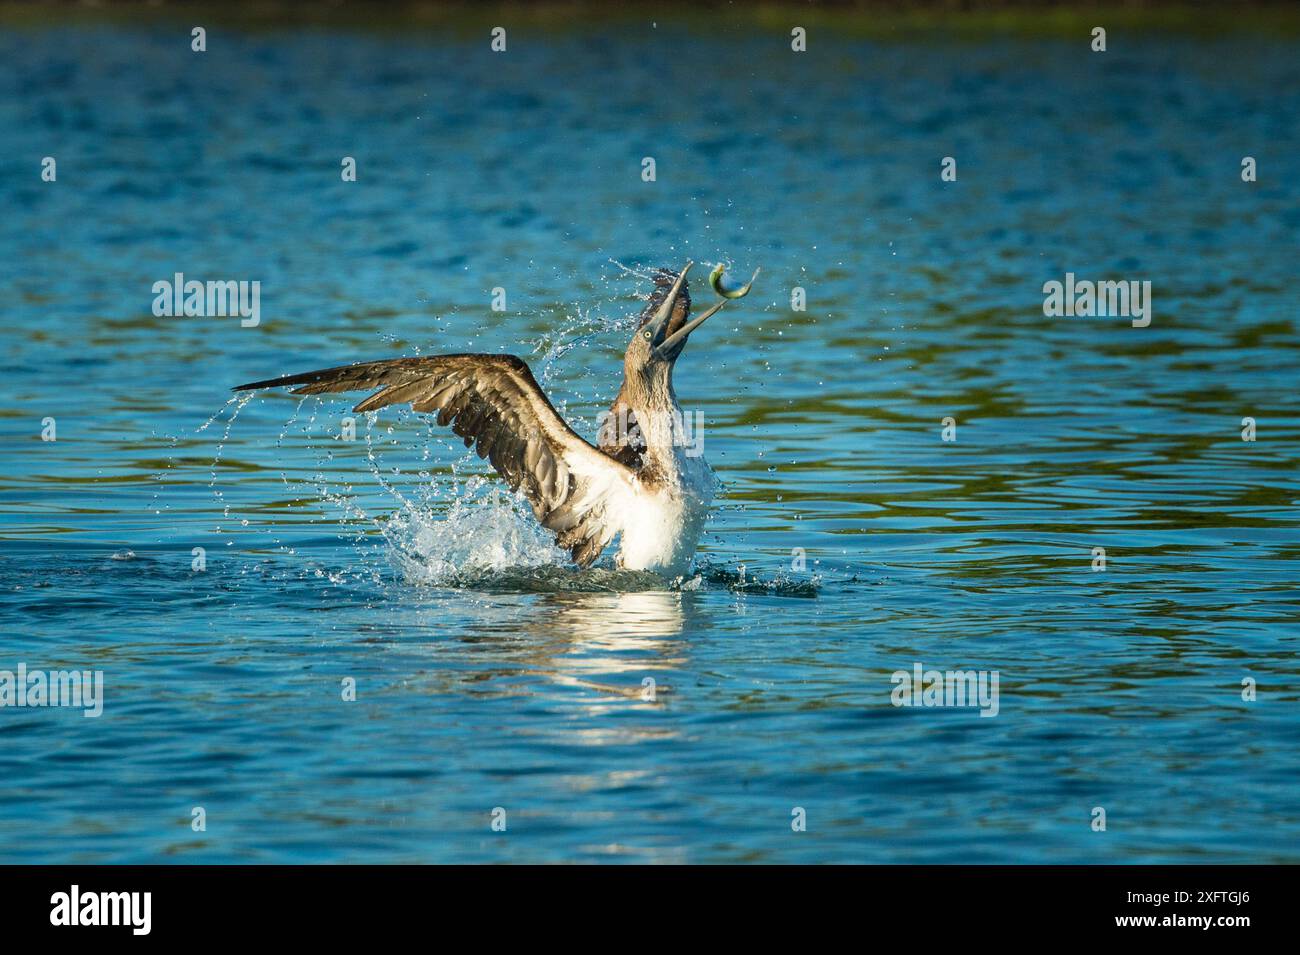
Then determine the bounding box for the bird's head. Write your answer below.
[624,261,758,386]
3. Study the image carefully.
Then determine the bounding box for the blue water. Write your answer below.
[1,16,1299,863]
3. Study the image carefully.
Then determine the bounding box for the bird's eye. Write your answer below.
[643,330,652,339]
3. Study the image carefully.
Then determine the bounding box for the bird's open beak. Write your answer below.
[643,261,693,347]
[652,263,759,360]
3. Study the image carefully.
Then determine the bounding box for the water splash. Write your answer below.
[695,560,821,598]
[203,391,256,527]
[384,483,568,584]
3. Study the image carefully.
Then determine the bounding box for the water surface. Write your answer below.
[1,18,1298,863]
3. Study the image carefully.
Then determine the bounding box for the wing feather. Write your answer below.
[235,354,633,567]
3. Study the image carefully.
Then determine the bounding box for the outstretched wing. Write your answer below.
[235,354,634,567]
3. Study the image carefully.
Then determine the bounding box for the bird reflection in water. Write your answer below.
[407,588,697,715]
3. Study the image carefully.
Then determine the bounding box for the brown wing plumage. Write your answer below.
[235,354,632,567]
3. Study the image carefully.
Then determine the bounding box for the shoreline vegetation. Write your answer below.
[1,1,1298,38]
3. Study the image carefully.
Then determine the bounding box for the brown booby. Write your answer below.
[234,261,757,575]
